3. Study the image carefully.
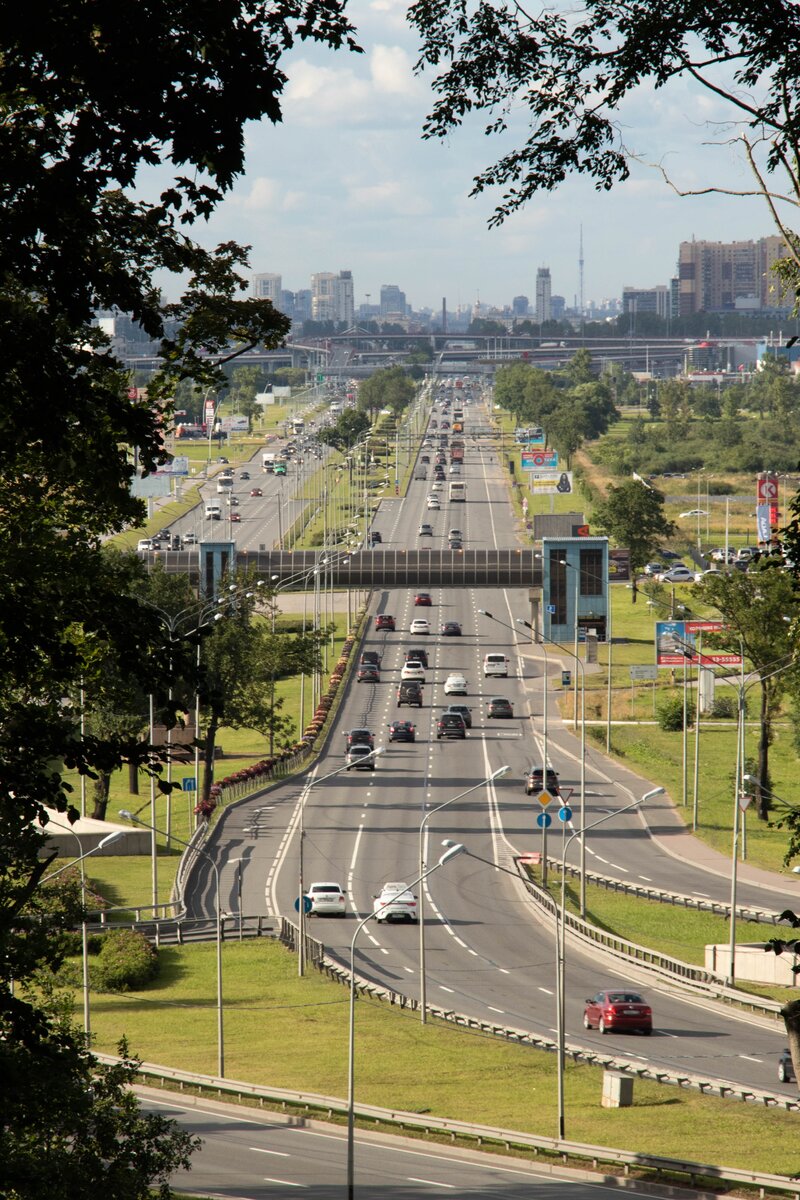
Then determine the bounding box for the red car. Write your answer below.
[583,990,653,1035]
[250,487,263,497]
[374,614,396,631]
[414,592,432,607]
[230,511,241,522]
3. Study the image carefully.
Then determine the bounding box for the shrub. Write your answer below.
[656,694,695,731]
[93,929,159,992]
[710,695,740,719]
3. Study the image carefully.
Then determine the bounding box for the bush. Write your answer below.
[92,929,159,992]
[710,695,740,719]
[656,694,695,731]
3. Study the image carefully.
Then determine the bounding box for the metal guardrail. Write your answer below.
[87,914,278,944]
[98,1055,800,1198]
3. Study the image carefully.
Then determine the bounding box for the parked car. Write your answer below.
[414,592,432,607]
[397,681,423,707]
[346,744,376,770]
[487,696,514,718]
[524,766,560,796]
[660,549,681,560]
[440,621,462,636]
[679,509,708,518]
[436,712,467,739]
[695,568,721,581]
[405,648,429,669]
[643,562,665,577]
[779,1048,796,1083]
[443,673,468,695]
[305,882,346,916]
[583,990,653,1035]
[388,720,416,742]
[373,881,418,923]
[410,618,431,635]
[345,728,374,749]
[444,704,472,728]
[357,664,380,682]
[401,660,426,681]
[374,614,396,631]
[657,566,695,583]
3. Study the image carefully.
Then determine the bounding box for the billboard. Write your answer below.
[655,620,742,667]
[527,472,573,494]
[522,449,559,470]
[608,548,631,582]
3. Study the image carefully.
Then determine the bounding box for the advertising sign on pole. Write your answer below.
[757,474,779,503]
[522,450,559,470]
[526,472,573,494]
[756,505,772,544]
[608,547,631,582]
[655,620,742,667]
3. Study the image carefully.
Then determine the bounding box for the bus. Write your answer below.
[216,475,234,494]
[291,416,305,435]
[448,481,466,502]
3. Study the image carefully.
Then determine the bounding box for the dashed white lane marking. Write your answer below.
[488,1006,505,1014]
[538,986,554,996]
[251,1148,290,1157]
[739,1054,763,1063]
[407,1179,455,1190]
[439,986,454,993]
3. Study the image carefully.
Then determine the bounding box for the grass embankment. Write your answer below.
[79,938,800,1177]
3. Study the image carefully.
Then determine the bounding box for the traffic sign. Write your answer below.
[181,778,197,791]
[537,788,556,808]
[294,895,312,914]
[558,806,573,822]
[536,812,552,828]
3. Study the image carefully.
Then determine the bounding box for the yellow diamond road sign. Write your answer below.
[537,788,556,808]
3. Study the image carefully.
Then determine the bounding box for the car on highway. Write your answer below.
[779,1048,796,1083]
[388,720,416,742]
[360,651,382,668]
[443,673,468,695]
[444,703,472,728]
[370,530,382,546]
[427,497,440,510]
[434,468,446,480]
[137,538,155,552]
[524,766,560,796]
[421,454,430,463]
[345,728,374,749]
[448,537,463,550]
[373,881,418,923]
[409,618,431,635]
[305,882,346,916]
[183,531,197,545]
[436,712,467,739]
[397,680,423,707]
[448,528,463,541]
[583,990,653,1035]
[346,744,377,770]
[250,487,263,497]
[230,512,241,522]
[405,647,429,668]
[357,663,380,683]
[227,495,239,506]
[414,592,432,606]
[487,696,514,718]
[418,523,434,537]
[239,470,250,480]
[374,614,396,631]
[657,566,695,584]
[440,620,462,636]
[430,481,443,492]
[401,660,426,681]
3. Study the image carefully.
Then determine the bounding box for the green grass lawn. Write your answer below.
[76,938,800,1177]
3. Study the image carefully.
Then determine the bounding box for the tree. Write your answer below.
[408,0,800,287]
[592,481,677,582]
[1,3,359,1191]
[698,564,800,819]
[318,409,371,452]
[357,367,416,418]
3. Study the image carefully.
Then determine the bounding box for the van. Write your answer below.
[204,501,222,520]
[483,653,509,678]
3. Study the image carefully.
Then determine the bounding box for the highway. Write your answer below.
[184,387,795,1109]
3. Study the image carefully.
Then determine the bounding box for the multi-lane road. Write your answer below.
[184,390,794,1110]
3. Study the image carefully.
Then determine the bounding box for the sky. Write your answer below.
[157,0,778,313]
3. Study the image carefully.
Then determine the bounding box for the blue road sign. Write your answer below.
[181,778,197,792]
[536,812,552,828]
[558,806,573,822]
[294,895,312,914]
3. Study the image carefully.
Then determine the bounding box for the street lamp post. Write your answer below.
[418,766,510,1023]
[42,830,126,1040]
[347,842,465,1200]
[120,810,226,1077]
[297,745,384,975]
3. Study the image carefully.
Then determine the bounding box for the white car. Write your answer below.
[695,568,721,581]
[427,497,441,510]
[443,673,468,695]
[431,481,443,492]
[409,618,431,635]
[657,566,695,583]
[373,881,419,923]
[401,660,426,681]
[305,882,347,916]
[448,464,461,474]
[679,509,708,518]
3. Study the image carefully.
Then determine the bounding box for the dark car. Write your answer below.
[170,533,182,550]
[583,990,653,1035]
[250,487,263,497]
[434,468,446,480]
[436,712,466,739]
[448,538,463,550]
[779,1048,796,1083]
[525,767,560,796]
[360,650,382,668]
[414,592,432,607]
[487,696,514,718]
[374,614,396,631]
[444,704,472,728]
[405,648,429,669]
[370,530,382,545]
[421,454,431,463]
[661,549,681,560]
[441,621,462,636]
[397,681,423,707]
[435,453,446,464]
[357,664,380,682]
[388,720,416,742]
[345,728,374,749]
[239,470,251,480]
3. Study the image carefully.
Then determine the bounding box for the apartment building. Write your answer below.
[678,236,790,315]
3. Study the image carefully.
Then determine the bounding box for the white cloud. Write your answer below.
[370,44,418,95]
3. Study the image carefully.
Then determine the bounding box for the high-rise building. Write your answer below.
[622,286,671,319]
[512,295,529,317]
[311,270,354,324]
[252,272,282,303]
[678,236,790,315]
[380,284,407,316]
[535,268,552,323]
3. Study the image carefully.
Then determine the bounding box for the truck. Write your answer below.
[274,461,287,476]
[450,441,464,465]
[262,452,276,472]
